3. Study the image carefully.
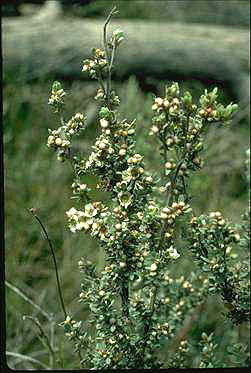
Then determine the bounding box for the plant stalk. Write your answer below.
[29,209,67,319]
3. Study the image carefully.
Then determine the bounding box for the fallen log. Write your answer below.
[2,1,250,104]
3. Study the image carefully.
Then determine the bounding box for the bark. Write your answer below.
[2,1,249,104]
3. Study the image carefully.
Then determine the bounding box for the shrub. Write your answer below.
[30,7,250,369]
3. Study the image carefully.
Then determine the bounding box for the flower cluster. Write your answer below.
[82,29,124,82]
[95,88,120,107]
[198,333,220,368]
[47,112,85,162]
[188,211,240,262]
[149,84,238,192]
[48,81,66,113]
[198,88,238,122]
[47,129,70,151]
[66,202,110,240]
[109,28,125,47]
[160,201,191,221]
[165,245,180,260]
[71,181,89,195]
[61,315,82,340]
[82,48,108,79]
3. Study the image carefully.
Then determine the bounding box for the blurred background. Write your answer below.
[3,0,250,369]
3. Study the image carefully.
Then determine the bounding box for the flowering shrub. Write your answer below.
[46,8,250,369]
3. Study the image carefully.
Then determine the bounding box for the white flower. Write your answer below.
[92,222,100,231]
[160,212,168,219]
[62,140,70,148]
[55,137,62,146]
[165,162,173,169]
[150,263,157,272]
[100,118,109,128]
[98,141,107,150]
[127,153,142,164]
[163,207,170,213]
[167,246,180,260]
[115,223,122,231]
[66,207,78,218]
[137,212,144,219]
[150,125,159,134]
[47,135,55,146]
[76,221,90,231]
[69,226,77,233]
[163,99,169,108]
[119,148,127,156]
[84,203,98,217]
[234,233,240,241]
[79,184,87,191]
[75,112,84,120]
[155,97,163,106]
[118,191,132,208]
[64,315,71,324]
[145,176,153,183]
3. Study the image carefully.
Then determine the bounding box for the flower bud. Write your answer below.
[112,29,124,46]
[165,162,173,169]
[183,91,192,109]
[98,142,106,150]
[99,107,111,119]
[119,148,126,156]
[115,223,122,231]
[52,81,62,92]
[145,176,153,183]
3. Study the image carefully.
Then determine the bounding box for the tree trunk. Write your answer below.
[2,1,249,104]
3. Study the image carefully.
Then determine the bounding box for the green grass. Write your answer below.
[4,76,249,369]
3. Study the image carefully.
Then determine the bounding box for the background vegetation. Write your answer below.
[4,0,250,369]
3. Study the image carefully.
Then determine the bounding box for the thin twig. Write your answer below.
[141,286,158,360]
[6,351,50,370]
[28,209,67,319]
[5,280,52,321]
[169,301,205,352]
[103,6,117,60]
[23,315,55,368]
[103,6,118,107]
